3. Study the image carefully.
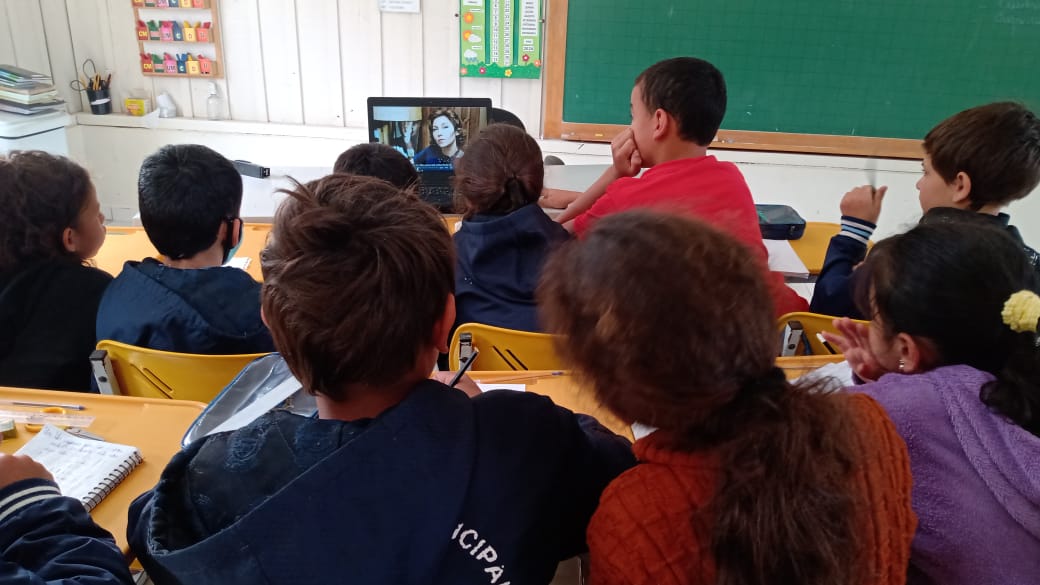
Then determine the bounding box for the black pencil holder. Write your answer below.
[86,88,112,115]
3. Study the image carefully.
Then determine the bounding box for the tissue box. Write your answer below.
[125,97,151,117]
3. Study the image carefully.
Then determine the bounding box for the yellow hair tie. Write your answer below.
[1001,290,1040,334]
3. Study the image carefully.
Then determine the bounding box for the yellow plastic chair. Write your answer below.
[448,323,563,371]
[94,340,269,403]
[776,312,869,356]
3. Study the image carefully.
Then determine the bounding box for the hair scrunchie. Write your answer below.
[1002,290,1040,335]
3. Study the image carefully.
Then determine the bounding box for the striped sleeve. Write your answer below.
[0,479,62,524]
[837,215,877,246]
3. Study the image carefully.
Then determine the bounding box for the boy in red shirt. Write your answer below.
[554,57,807,316]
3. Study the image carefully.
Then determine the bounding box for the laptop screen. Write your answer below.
[367,97,492,212]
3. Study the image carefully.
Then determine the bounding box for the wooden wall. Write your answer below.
[0,0,544,130]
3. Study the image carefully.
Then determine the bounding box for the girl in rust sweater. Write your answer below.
[539,210,916,585]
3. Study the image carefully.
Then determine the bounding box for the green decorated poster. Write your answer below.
[459,0,542,79]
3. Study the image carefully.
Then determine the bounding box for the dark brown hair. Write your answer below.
[539,211,859,585]
[333,143,419,190]
[856,220,1040,436]
[260,174,454,400]
[0,150,94,271]
[636,57,727,146]
[453,124,543,218]
[923,101,1040,209]
[427,108,465,151]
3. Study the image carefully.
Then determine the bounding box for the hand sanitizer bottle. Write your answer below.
[206,82,223,121]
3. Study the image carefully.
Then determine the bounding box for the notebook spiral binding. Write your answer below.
[83,451,143,511]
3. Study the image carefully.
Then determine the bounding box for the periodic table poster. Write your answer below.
[459,0,542,79]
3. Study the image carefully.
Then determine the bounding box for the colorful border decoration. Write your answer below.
[459,0,542,79]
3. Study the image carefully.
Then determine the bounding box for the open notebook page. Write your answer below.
[15,425,142,510]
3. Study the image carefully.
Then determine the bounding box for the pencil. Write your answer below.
[475,371,565,384]
[448,348,480,387]
[816,333,838,355]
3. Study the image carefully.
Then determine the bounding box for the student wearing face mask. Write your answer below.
[414,109,466,165]
[95,144,275,355]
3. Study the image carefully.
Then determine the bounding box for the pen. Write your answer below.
[0,400,86,411]
[475,371,565,384]
[816,333,837,355]
[865,156,878,193]
[448,348,480,388]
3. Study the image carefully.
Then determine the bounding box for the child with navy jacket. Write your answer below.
[452,124,569,332]
[0,453,133,584]
[95,144,275,354]
[127,174,634,585]
[811,102,1040,318]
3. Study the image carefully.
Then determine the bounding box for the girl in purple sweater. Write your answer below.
[825,221,1040,585]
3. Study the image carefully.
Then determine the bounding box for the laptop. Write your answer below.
[367,97,492,212]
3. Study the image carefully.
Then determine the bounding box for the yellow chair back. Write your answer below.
[776,312,869,356]
[448,323,563,371]
[95,340,268,402]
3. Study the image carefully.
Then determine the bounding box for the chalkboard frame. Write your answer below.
[542,0,923,159]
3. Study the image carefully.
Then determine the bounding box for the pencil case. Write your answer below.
[756,204,806,240]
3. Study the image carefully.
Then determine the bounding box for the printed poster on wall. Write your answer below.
[459,0,542,79]
[379,0,420,13]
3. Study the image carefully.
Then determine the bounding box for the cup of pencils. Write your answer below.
[86,80,112,115]
[81,72,111,114]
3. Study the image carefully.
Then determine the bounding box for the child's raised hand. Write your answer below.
[839,185,887,224]
[611,128,643,177]
[0,454,54,490]
[822,318,885,382]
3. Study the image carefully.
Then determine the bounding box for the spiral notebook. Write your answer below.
[15,425,143,511]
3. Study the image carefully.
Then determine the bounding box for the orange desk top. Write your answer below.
[0,388,204,552]
[94,224,270,282]
[94,219,465,282]
[789,222,840,275]
[472,371,632,440]
[470,356,845,442]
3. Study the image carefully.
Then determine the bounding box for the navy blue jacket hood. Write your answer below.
[454,204,569,332]
[96,259,274,355]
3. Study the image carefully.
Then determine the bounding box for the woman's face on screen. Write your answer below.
[431,115,458,148]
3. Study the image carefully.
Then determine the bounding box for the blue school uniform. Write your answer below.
[811,211,1040,319]
[454,204,570,332]
[95,258,275,355]
[128,380,634,585]
[0,478,133,585]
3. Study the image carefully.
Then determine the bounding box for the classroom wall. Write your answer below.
[2,0,1038,244]
[0,0,541,128]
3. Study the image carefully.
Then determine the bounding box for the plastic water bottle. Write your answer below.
[206,82,223,121]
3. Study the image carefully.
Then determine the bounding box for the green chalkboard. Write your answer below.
[558,0,1040,141]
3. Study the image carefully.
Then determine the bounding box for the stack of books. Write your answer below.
[0,64,65,115]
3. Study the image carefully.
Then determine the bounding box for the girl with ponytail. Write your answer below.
[825,220,1040,584]
[451,123,568,333]
[539,210,915,585]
